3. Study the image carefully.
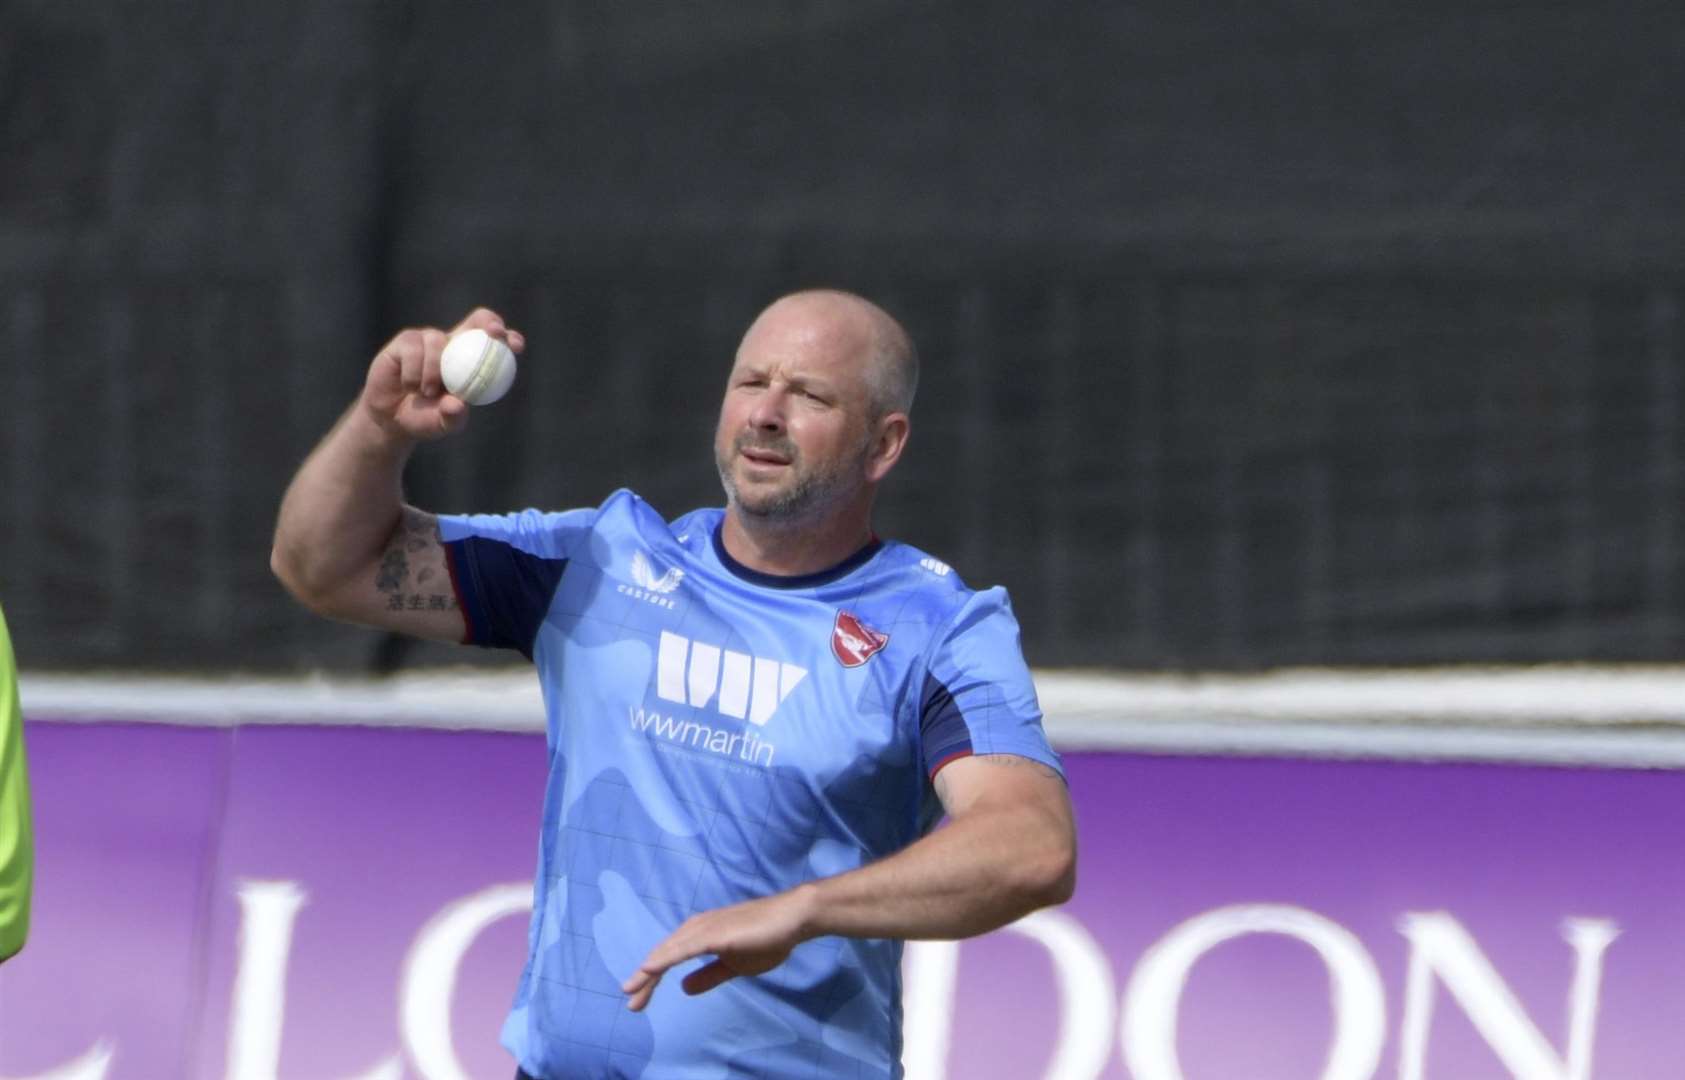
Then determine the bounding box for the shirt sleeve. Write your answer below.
[0,603,34,963]
[436,507,597,659]
[918,586,1062,780]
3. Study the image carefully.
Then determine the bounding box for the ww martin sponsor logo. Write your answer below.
[653,630,805,725]
[630,631,808,767]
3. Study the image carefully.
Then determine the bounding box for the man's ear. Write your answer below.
[866,413,911,483]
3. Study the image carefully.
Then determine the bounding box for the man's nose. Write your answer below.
[747,388,787,431]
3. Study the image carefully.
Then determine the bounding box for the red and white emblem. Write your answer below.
[832,611,890,668]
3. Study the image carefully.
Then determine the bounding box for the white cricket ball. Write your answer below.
[440,328,518,406]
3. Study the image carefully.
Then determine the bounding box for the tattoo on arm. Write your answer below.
[374,507,459,613]
[934,753,1060,811]
[375,547,408,594]
[974,754,1063,782]
[935,752,1066,817]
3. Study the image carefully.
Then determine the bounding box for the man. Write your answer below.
[0,599,33,965]
[272,291,1076,1078]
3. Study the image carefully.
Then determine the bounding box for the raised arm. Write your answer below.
[269,308,524,641]
[622,752,1076,1009]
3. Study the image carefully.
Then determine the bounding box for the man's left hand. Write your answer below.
[621,884,818,1011]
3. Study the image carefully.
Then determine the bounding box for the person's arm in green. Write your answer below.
[0,602,34,963]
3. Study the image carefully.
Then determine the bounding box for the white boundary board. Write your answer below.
[21,665,1685,769]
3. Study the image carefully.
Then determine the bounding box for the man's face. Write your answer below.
[714,302,880,524]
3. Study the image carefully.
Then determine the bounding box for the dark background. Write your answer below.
[3,1,1683,672]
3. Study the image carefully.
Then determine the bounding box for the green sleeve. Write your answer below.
[0,602,33,962]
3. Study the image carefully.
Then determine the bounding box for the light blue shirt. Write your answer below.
[440,489,1059,1079]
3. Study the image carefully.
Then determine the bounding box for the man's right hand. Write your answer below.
[361,307,527,442]
[272,306,527,641]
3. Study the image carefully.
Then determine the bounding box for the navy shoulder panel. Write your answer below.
[445,536,568,660]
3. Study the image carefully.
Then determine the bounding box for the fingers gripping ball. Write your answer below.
[440,328,518,405]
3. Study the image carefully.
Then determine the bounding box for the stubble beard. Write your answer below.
[716,430,871,525]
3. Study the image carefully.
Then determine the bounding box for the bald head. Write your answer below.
[716,289,918,530]
[742,290,919,419]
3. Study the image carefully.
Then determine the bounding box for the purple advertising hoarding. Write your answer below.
[4,717,1684,1079]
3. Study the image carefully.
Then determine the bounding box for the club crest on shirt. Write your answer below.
[832,611,889,668]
